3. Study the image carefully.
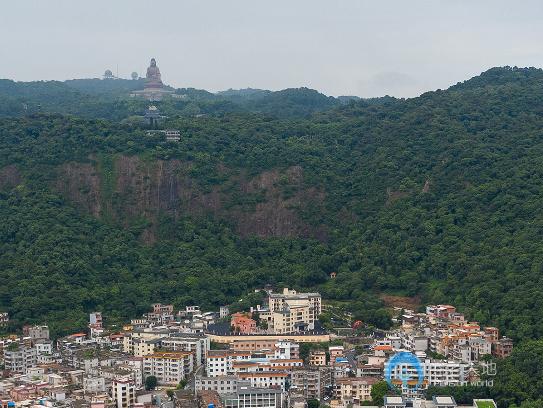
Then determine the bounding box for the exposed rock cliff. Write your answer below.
[54,155,325,243]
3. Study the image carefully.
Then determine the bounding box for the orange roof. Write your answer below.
[374,345,392,351]
[70,333,86,337]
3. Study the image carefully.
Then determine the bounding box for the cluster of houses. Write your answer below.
[0,295,507,408]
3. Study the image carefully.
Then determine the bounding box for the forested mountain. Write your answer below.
[2,66,543,405]
[0,79,342,119]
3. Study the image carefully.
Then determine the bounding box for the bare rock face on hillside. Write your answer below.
[56,162,102,217]
[0,165,22,190]
[55,156,326,243]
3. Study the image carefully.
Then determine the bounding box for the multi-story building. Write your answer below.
[384,395,406,408]
[231,313,257,335]
[152,304,174,315]
[220,306,230,319]
[207,351,251,377]
[334,377,378,405]
[112,379,135,408]
[268,289,322,317]
[356,363,383,378]
[4,345,37,374]
[290,366,332,400]
[230,341,299,360]
[143,351,194,385]
[160,333,210,366]
[223,382,284,408]
[28,325,50,341]
[385,359,471,398]
[35,339,53,364]
[273,341,300,360]
[84,376,106,394]
[493,337,513,358]
[309,350,326,366]
[259,289,321,334]
[401,332,428,352]
[237,372,288,391]
[196,375,239,394]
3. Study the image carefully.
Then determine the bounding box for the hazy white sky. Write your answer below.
[1,0,542,97]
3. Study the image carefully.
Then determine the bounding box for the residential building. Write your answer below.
[384,396,406,408]
[385,359,471,398]
[260,288,321,334]
[196,376,239,394]
[152,304,174,315]
[329,346,344,361]
[334,377,378,405]
[237,372,288,391]
[309,350,326,366]
[160,333,210,366]
[231,341,299,360]
[4,345,37,374]
[206,351,251,377]
[28,325,50,341]
[220,306,230,319]
[223,383,284,408]
[112,379,135,408]
[493,337,513,358]
[84,377,106,393]
[231,313,257,335]
[290,367,331,400]
[143,351,194,385]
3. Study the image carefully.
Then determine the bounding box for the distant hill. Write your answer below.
[65,78,145,94]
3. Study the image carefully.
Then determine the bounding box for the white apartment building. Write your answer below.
[112,379,135,408]
[143,351,194,385]
[207,351,252,377]
[385,359,471,398]
[159,333,210,366]
[238,372,288,390]
[35,340,53,360]
[223,383,285,408]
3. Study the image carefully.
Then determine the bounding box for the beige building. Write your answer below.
[260,288,322,334]
[334,377,378,404]
[309,350,327,366]
[123,332,164,357]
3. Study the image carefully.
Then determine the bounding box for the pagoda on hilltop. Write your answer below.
[130,58,174,101]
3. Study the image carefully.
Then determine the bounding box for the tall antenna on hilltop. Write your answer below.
[116,63,119,79]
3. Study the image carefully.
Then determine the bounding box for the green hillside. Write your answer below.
[3,66,543,406]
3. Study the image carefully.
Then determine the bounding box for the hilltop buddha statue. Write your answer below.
[145,58,163,88]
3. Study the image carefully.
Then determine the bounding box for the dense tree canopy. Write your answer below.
[1,66,543,406]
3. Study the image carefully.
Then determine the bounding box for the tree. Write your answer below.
[307,399,319,408]
[370,381,389,406]
[145,376,158,390]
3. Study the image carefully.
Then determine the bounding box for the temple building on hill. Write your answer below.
[130,58,175,101]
